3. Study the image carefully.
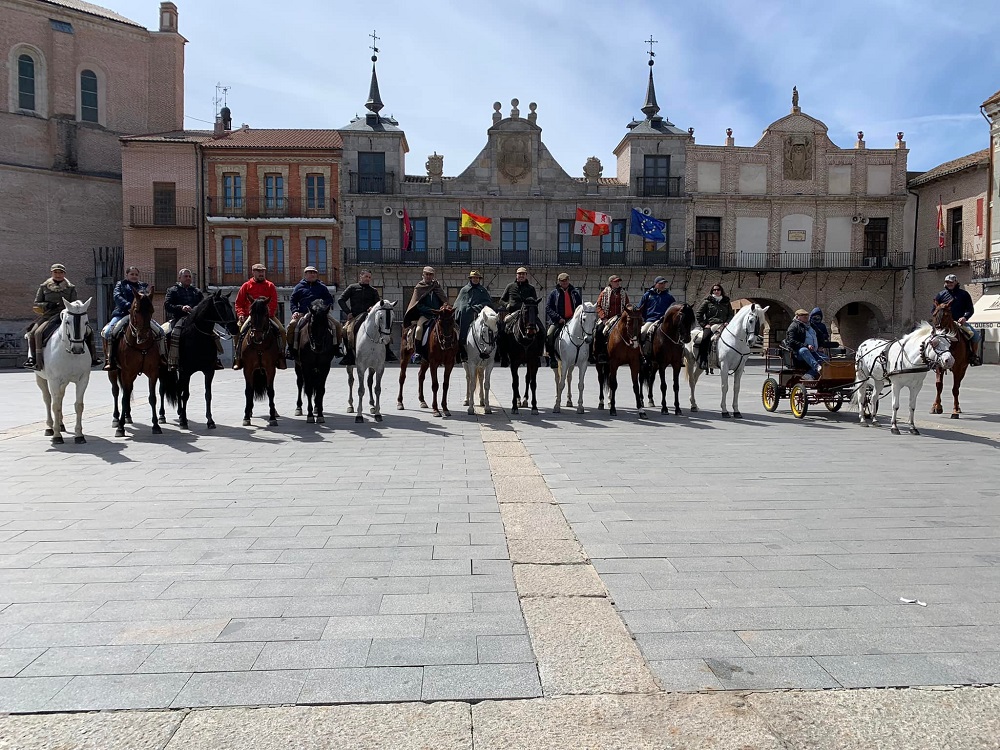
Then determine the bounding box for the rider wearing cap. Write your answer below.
[934,273,981,366]
[163,268,224,371]
[24,263,100,370]
[454,270,493,364]
[233,263,286,369]
[638,276,676,358]
[594,275,630,363]
[545,272,582,368]
[403,266,448,361]
[287,265,337,361]
[784,308,826,380]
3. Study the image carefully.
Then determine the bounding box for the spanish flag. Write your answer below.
[460,208,492,241]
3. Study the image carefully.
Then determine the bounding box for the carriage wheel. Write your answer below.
[789,384,809,419]
[761,378,780,412]
[824,391,844,412]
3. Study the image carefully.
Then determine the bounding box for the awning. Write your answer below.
[972,294,1000,341]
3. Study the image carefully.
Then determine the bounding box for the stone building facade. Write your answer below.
[0,0,184,351]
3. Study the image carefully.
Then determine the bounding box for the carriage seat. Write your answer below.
[778,343,811,373]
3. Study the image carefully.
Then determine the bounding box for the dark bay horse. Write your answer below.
[111,291,171,437]
[292,299,340,424]
[597,304,646,418]
[503,299,543,415]
[158,290,238,429]
[930,300,970,418]
[239,297,282,427]
[398,304,459,417]
[642,303,696,415]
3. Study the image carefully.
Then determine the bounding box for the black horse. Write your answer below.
[293,299,340,424]
[501,299,544,415]
[159,290,239,429]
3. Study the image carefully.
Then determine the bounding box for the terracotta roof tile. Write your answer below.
[907,149,990,187]
[204,129,343,150]
[121,130,214,143]
[40,0,143,27]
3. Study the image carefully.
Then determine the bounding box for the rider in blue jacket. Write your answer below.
[639,277,676,356]
[102,266,164,370]
[933,274,981,365]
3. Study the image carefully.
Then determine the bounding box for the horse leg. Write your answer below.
[419,362,430,410]
[110,374,121,428]
[483,363,494,415]
[908,384,921,435]
[37,375,54,436]
[295,366,304,416]
[890,384,902,435]
[49,380,65,444]
[116,376,133,437]
[529,364,539,415]
[511,365,521,414]
[372,368,384,422]
[672,364,682,416]
[565,363,575,408]
[576,363,586,414]
[315,370,327,424]
[396,354,409,410]
[608,367,618,417]
[203,371,215,429]
[732,365,744,419]
[368,370,376,413]
[466,363,476,414]
[266,376,278,427]
[553,362,563,413]
[719,369,731,418]
[148,376,162,434]
[686,357,700,412]
[429,365,441,417]
[441,363,453,418]
[73,378,87,443]
[930,370,944,414]
[596,365,606,410]
[951,370,963,418]
[631,363,646,419]
[347,368,356,413]
[243,372,254,426]
[659,367,668,414]
[355,367,366,423]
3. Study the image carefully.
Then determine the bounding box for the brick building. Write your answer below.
[0,0,184,352]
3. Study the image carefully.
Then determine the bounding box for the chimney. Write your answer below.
[159,2,178,32]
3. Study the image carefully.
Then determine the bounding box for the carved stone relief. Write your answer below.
[783,135,813,180]
[498,134,531,183]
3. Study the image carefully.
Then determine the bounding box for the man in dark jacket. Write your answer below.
[638,277,676,357]
[784,309,823,379]
[164,268,223,371]
[287,266,337,360]
[403,267,449,360]
[545,273,582,368]
[934,274,981,365]
[499,267,538,314]
[24,263,100,370]
[102,266,165,371]
[338,269,395,365]
[454,271,493,364]
[695,283,734,370]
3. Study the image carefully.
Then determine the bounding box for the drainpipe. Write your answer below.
[907,186,919,331]
[195,141,205,288]
[981,105,994,281]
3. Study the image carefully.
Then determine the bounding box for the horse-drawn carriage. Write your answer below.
[761,346,857,418]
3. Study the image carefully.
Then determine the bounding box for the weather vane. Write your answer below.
[645,35,658,61]
[369,29,380,57]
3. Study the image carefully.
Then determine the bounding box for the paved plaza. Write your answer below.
[0,359,998,746]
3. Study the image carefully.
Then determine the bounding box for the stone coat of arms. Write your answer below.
[498,135,531,183]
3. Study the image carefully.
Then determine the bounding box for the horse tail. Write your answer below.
[252,369,268,401]
[159,367,179,406]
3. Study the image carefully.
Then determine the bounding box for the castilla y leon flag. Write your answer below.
[460,209,492,241]
[937,197,945,249]
[402,207,412,251]
[573,208,612,236]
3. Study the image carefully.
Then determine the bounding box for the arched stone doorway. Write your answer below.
[833,301,884,349]
[734,297,794,346]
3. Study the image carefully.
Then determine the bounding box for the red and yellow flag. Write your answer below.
[937,197,945,249]
[460,208,492,241]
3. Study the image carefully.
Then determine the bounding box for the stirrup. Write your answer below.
[22,358,35,369]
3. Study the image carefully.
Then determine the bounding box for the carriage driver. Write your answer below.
[232,263,286,370]
[545,273,581,368]
[338,269,397,366]
[102,266,165,372]
[23,263,101,371]
[695,283,734,370]
[287,265,338,362]
[163,269,223,371]
[454,270,493,364]
[934,274,982,366]
[784,308,827,380]
[638,276,676,358]
[593,275,630,363]
[403,266,448,361]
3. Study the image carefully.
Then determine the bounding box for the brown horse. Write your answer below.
[596,304,646,418]
[239,297,281,426]
[930,300,970,418]
[397,304,459,417]
[111,291,169,437]
[642,303,696,415]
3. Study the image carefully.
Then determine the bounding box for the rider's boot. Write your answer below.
[339,347,355,366]
[970,340,982,366]
[385,343,398,362]
[31,329,44,371]
[232,333,242,369]
[102,337,116,371]
[23,332,36,369]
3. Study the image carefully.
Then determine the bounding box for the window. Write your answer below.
[557,220,582,264]
[356,152,386,193]
[600,220,627,260]
[80,69,98,123]
[223,173,242,208]
[222,237,243,274]
[500,219,529,264]
[153,182,176,226]
[642,155,672,197]
[306,237,327,273]
[948,207,963,260]
[17,54,35,111]
[357,217,382,262]
[695,216,721,267]
[445,218,471,255]
[264,174,284,209]
[50,20,74,33]
[265,237,285,273]
[403,217,427,251]
[306,174,325,209]
[154,248,176,290]
[863,218,888,263]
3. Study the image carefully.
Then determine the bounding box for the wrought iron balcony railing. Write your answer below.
[205,196,337,219]
[971,257,1000,282]
[348,171,396,194]
[128,205,197,228]
[637,176,683,198]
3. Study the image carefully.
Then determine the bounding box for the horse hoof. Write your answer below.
[206,422,215,430]
[74,436,86,444]
[468,408,475,415]
[242,419,251,426]
[443,409,451,417]
[374,414,383,422]
[891,427,901,435]
[531,408,539,415]
[911,428,921,435]
[52,435,64,445]
[268,419,278,427]
[721,412,731,418]
[609,408,617,416]
[511,408,519,415]
[930,406,942,414]
[638,412,648,420]
[44,428,54,436]
[152,425,162,434]
[125,417,133,425]
[317,416,325,424]
[294,408,303,416]
[950,413,960,419]
[355,415,364,424]
[462,399,470,407]
[733,412,743,419]
[576,407,584,414]
[485,408,493,415]
[553,406,561,414]
[115,429,125,438]
[396,403,404,410]
[690,406,699,413]
[661,407,668,414]
[347,406,355,414]
[306,416,315,424]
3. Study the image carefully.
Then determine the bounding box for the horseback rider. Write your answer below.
[593,275,630,363]
[338,269,396,366]
[454,270,493,364]
[233,263,286,370]
[545,272,581,369]
[163,269,223,371]
[784,308,826,380]
[102,266,165,372]
[403,266,448,361]
[934,274,982,366]
[24,263,101,370]
[638,276,676,358]
[496,267,538,366]
[287,265,338,361]
[695,283,734,370]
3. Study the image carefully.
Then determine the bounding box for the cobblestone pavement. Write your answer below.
[0,359,997,717]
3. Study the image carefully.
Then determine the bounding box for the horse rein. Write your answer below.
[360,307,393,346]
[62,310,88,351]
[560,309,596,360]
[471,316,497,358]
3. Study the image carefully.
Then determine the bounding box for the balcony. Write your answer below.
[927,243,973,269]
[348,171,395,194]
[637,176,683,198]
[972,257,1000,283]
[205,196,337,220]
[345,247,530,267]
[698,251,912,271]
[129,205,197,228]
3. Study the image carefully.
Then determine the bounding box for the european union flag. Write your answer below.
[630,208,666,242]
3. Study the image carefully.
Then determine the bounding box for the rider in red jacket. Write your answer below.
[233,264,286,369]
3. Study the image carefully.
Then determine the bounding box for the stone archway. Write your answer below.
[833,301,884,349]
[734,296,794,346]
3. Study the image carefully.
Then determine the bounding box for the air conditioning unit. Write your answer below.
[862,256,879,268]
[641,207,653,216]
[395,209,405,218]
[852,215,862,224]
[383,206,393,216]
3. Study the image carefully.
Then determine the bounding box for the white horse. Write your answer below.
[34,298,93,444]
[463,306,499,415]
[851,323,955,435]
[684,303,768,418]
[347,300,396,424]
[553,302,597,414]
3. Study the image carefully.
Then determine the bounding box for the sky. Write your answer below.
[110,0,999,173]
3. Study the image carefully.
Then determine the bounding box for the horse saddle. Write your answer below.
[601,315,620,336]
[291,314,313,349]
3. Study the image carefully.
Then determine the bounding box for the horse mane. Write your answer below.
[901,322,933,345]
[135,292,154,316]
[249,296,270,326]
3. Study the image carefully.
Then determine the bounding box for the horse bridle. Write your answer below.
[511,307,540,349]
[361,305,393,346]
[877,333,952,377]
[61,309,88,352]
[433,315,459,350]
[656,306,692,346]
[716,309,760,373]
[561,308,596,359]
[471,312,497,358]
[616,310,641,349]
